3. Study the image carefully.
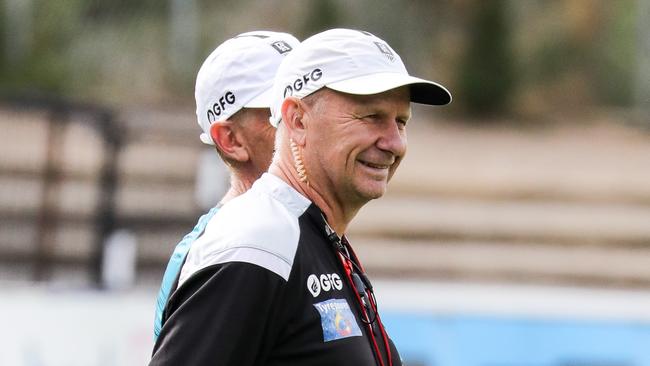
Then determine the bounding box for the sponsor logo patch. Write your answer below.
[374,41,395,62]
[283,68,323,97]
[271,40,293,54]
[206,91,236,122]
[313,298,362,342]
[307,273,342,297]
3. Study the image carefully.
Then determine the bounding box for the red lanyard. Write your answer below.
[336,237,393,366]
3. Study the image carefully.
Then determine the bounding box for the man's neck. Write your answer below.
[268,162,360,235]
[219,169,261,205]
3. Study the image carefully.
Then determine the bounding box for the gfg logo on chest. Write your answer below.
[307,273,343,297]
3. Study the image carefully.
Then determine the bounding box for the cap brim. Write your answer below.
[327,72,452,106]
[244,86,273,108]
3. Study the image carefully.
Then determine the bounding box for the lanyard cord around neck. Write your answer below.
[322,217,393,366]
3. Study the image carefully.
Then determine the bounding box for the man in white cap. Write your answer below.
[151,28,451,366]
[151,30,299,346]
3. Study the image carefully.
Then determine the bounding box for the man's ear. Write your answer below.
[209,121,250,162]
[281,97,306,146]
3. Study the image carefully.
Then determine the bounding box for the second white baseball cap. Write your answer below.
[270,28,452,127]
[195,31,300,145]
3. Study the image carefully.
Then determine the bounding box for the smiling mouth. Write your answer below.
[359,160,391,170]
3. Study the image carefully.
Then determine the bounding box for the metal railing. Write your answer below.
[0,94,122,287]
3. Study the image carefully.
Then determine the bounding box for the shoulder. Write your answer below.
[179,174,311,286]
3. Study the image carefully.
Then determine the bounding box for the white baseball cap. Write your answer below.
[270,28,452,127]
[195,31,300,144]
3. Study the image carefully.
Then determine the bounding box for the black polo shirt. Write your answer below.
[150,173,402,366]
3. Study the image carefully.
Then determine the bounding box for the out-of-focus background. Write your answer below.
[1,0,649,365]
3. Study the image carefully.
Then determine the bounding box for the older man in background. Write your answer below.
[152,30,299,342]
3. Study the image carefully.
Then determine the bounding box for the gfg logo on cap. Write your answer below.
[283,68,323,98]
[206,91,236,122]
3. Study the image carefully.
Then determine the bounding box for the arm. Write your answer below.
[150,261,287,366]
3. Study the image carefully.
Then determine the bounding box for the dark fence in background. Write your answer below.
[0,95,121,286]
[0,95,204,287]
[1,95,650,290]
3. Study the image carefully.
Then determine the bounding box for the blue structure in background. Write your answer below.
[382,312,650,366]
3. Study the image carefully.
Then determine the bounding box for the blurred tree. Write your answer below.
[523,1,635,112]
[592,1,635,106]
[0,0,85,94]
[301,0,343,38]
[0,1,6,81]
[457,0,516,118]
[638,0,650,118]
[83,0,167,22]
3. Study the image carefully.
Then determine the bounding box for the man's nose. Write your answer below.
[376,118,407,157]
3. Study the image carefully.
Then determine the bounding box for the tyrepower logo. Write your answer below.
[307,273,343,297]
